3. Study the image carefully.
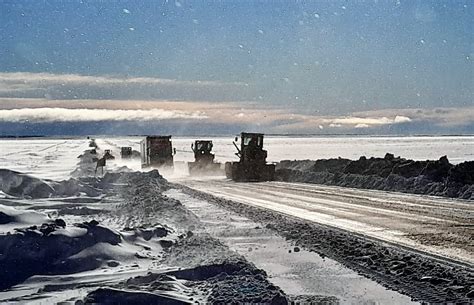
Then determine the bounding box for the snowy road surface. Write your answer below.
[176,178,474,266]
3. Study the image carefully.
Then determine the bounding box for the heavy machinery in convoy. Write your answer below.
[188,140,222,175]
[103,149,115,160]
[140,136,175,169]
[225,132,275,182]
[120,147,132,159]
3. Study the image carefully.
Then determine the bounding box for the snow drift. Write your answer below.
[276,154,474,199]
[0,168,101,198]
[0,218,122,289]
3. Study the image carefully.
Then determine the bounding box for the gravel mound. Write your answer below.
[277,154,474,199]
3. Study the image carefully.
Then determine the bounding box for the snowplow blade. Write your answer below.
[188,162,224,176]
[225,162,275,182]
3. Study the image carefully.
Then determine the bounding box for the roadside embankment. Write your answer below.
[276,154,474,199]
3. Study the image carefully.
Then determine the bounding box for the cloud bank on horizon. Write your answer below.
[0,1,472,135]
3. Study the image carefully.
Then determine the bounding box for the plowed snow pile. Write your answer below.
[276,153,474,199]
[0,144,296,304]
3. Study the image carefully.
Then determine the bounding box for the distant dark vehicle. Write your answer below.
[103,149,115,160]
[188,140,222,176]
[225,132,275,182]
[120,147,132,159]
[141,136,175,168]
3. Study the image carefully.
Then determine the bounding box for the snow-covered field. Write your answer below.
[106,135,474,164]
[1,135,473,180]
[0,136,473,303]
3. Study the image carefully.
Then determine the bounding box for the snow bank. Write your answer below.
[84,235,288,304]
[0,168,101,198]
[277,154,474,199]
[0,219,122,290]
[0,204,48,226]
[0,169,55,198]
[71,149,100,177]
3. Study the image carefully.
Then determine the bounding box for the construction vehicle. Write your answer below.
[120,147,132,159]
[103,149,115,160]
[188,140,223,176]
[225,132,275,182]
[140,136,175,168]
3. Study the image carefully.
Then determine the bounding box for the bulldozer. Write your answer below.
[225,132,275,182]
[188,140,222,176]
[103,149,115,160]
[140,136,175,169]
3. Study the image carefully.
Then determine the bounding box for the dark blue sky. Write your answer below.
[0,1,472,135]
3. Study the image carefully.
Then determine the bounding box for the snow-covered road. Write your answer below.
[176,178,474,267]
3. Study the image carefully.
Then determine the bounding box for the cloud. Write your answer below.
[0,108,206,123]
[0,72,251,102]
[0,72,472,135]
[351,107,474,128]
[326,116,411,127]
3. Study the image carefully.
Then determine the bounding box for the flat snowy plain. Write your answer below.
[1,135,473,180]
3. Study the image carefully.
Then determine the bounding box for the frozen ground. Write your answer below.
[165,188,416,305]
[176,182,473,303]
[175,179,474,264]
[1,136,473,303]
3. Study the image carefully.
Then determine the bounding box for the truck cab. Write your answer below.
[191,140,215,164]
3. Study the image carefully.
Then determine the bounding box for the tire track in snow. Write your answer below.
[177,178,474,266]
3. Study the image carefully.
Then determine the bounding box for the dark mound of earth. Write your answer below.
[276,154,474,199]
[84,288,187,305]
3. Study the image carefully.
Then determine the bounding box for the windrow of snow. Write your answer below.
[277,154,474,199]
